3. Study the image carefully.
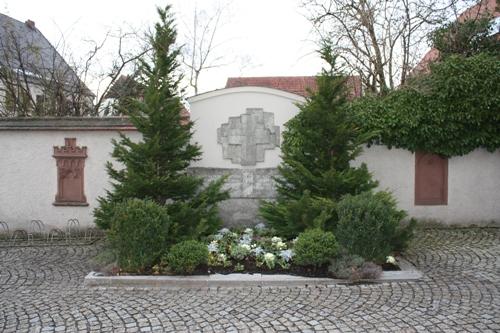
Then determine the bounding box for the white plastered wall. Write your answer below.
[188,86,304,169]
[0,130,141,230]
[354,145,500,225]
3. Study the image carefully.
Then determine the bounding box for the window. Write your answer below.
[53,138,88,206]
[415,151,448,205]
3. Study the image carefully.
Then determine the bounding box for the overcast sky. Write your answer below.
[1,0,325,96]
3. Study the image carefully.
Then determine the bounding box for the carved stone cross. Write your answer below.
[217,108,280,166]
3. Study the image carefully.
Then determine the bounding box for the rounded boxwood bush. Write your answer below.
[294,229,338,267]
[166,240,208,274]
[108,199,172,272]
[336,191,411,262]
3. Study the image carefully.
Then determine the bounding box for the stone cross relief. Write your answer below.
[217,108,280,166]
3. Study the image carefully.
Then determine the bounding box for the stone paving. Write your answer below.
[0,228,499,332]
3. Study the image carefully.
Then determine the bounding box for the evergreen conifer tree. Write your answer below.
[260,46,377,238]
[94,6,228,238]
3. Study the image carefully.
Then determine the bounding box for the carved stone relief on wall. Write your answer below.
[53,138,88,206]
[217,108,280,166]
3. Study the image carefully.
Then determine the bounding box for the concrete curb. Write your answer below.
[84,258,423,289]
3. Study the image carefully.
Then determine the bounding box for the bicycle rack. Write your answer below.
[66,218,80,243]
[47,228,65,242]
[0,221,9,240]
[28,220,45,244]
[10,229,28,245]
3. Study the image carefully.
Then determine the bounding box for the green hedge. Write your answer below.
[352,53,500,157]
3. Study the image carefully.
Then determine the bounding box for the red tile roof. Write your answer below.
[413,0,500,74]
[225,76,362,98]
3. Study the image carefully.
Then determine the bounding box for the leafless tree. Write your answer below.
[0,19,148,117]
[302,0,473,95]
[181,2,229,95]
[75,29,150,114]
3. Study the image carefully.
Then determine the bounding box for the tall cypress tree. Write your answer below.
[94,6,228,237]
[260,46,377,238]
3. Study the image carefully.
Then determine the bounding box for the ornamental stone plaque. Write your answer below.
[53,138,88,206]
[217,108,280,166]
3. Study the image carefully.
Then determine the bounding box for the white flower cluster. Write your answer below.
[239,243,251,251]
[279,249,294,262]
[386,256,397,265]
[252,246,264,256]
[239,233,252,245]
[207,240,219,253]
[264,252,275,261]
[271,236,282,243]
[263,252,276,269]
[271,236,287,250]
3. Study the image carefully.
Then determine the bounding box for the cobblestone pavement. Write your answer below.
[0,228,499,332]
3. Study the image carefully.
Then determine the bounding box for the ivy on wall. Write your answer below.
[351,53,500,157]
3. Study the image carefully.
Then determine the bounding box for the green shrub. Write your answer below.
[166,240,208,274]
[260,191,336,239]
[108,199,172,272]
[93,197,116,230]
[336,191,413,262]
[294,229,338,267]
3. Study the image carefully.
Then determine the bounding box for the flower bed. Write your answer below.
[98,224,401,281]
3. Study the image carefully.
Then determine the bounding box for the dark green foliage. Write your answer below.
[336,191,412,262]
[166,240,208,274]
[94,6,228,233]
[430,16,500,58]
[260,191,336,239]
[108,199,172,272]
[293,229,338,267]
[165,175,229,241]
[260,46,377,237]
[94,197,117,230]
[352,53,500,157]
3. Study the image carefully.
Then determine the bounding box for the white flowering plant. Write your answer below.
[263,252,276,269]
[205,225,294,272]
[386,256,397,265]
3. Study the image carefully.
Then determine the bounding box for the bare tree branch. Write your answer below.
[301,0,468,95]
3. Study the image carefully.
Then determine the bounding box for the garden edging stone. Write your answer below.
[84,258,422,289]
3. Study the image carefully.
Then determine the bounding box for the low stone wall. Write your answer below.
[189,168,278,226]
